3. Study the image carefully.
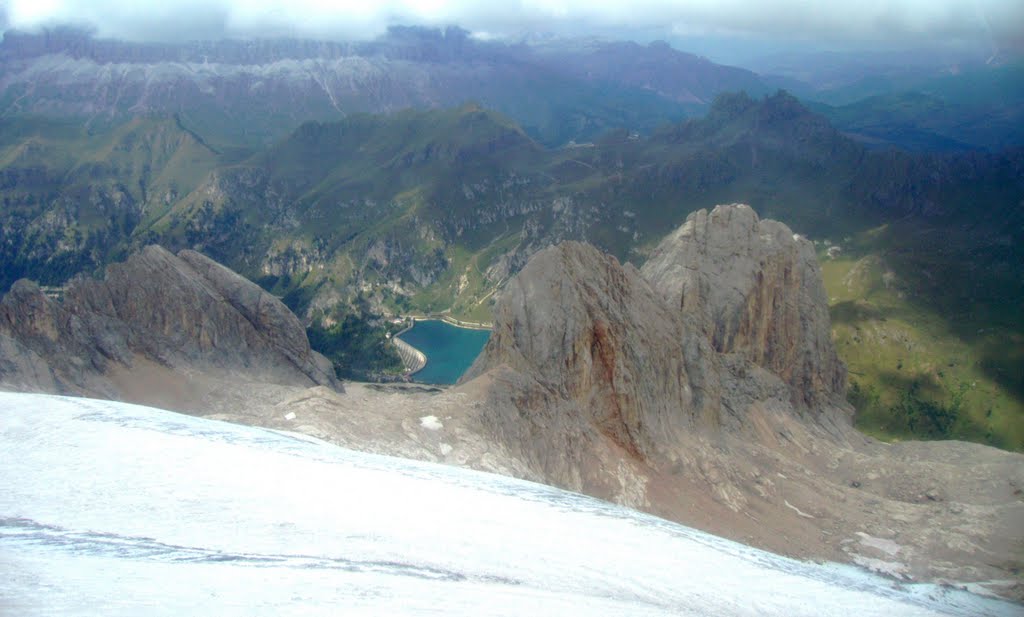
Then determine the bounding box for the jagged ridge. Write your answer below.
[0,245,339,401]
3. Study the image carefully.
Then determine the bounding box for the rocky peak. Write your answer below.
[462,204,849,500]
[451,205,1024,600]
[464,242,715,461]
[0,245,339,400]
[641,204,845,408]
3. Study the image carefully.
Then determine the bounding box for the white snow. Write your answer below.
[419,414,443,430]
[851,554,911,580]
[856,532,903,557]
[0,392,1017,616]
[784,499,816,519]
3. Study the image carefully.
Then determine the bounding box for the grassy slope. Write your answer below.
[821,220,1023,451]
[0,115,223,286]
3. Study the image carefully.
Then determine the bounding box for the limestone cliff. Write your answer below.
[462,242,721,492]
[0,245,340,403]
[641,204,845,410]
[464,205,850,483]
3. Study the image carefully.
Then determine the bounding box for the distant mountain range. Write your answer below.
[812,62,1024,152]
[0,26,769,148]
[4,27,1020,153]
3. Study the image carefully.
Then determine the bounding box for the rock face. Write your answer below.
[466,243,701,455]
[0,245,339,402]
[460,205,860,509]
[464,204,850,480]
[462,243,718,492]
[640,204,845,409]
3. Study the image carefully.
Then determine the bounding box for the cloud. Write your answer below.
[2,0,1021,48]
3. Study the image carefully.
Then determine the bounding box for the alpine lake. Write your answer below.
[397,320,492,385]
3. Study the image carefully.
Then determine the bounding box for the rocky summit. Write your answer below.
[0,245,339,407]
[464,203,851,484]
[640,203,846,410]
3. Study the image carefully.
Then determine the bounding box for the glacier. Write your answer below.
[0,392,1017,616]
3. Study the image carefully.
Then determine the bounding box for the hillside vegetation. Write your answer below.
[815,62,1024,152]
[0,93,1020,449]
[821,220,1023,450]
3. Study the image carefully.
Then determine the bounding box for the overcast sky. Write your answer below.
[1,0,1021,54]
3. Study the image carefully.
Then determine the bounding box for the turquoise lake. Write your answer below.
[397,320,492,385]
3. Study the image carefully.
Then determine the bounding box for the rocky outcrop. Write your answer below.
[0,245,340,402]
[464,205,850,478]
[461,207,843,511]
[453,204,1022,598]
[463,242,721,460]
[641,204,845,410]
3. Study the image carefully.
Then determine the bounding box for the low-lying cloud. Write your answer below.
[2,0,1021,48]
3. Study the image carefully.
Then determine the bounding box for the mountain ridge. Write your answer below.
[0,92,1021,449]
[0,245,339,406]
[456,205,1021,598]
[464,205,852,489]
[0,26,767,148]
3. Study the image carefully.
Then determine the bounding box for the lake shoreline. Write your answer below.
[392,318,492,385]
[412,314,493,331]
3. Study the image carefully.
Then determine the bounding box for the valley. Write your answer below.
[1,84,1019,450]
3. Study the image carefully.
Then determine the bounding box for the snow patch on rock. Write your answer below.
[419,415,443,430]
